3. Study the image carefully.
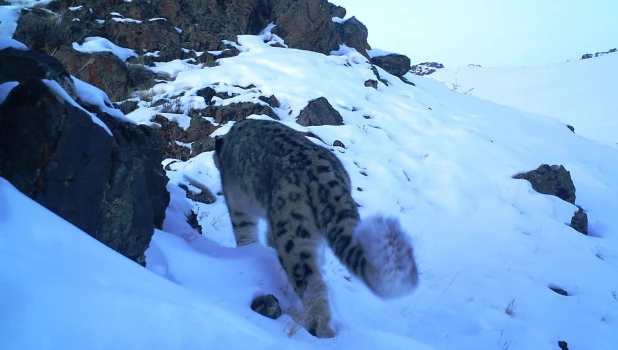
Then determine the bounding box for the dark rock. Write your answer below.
[570,206,588,235]
[115,100,140,115]
[185,209,202,234]
[151,115,190,160]
[191,138,216,156]
[370,53,411,78]
[338,16,371,57]
[251,294,282,319]
[0,47,76,99]
[333,140,346,148]
[566,125,575,133]
[186,114,218,142]
[297,97,344,126]
[514,164,576,204]
[216,46,242,60]
[258,95,280,108]
[0,79,169,265]
[549,286,568,296]
[104,17,182,62]
[371,66,390,86]
[195,86,237,105]
[558,340,569,350]
[196,86,218,105]
[178,183,217,205]
[13,9,71,55]
[206,102,278,124]
[272,0,371,58]
[401,76,416,86]
[45,0,62,11]
[581,48,616,60]
[514,164,588,234]
[409,62,445,76]
[364,79,378,89]
[127,64,156,90]
[55,48,129,102]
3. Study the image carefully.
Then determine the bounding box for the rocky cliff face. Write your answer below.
[12,0,373,102]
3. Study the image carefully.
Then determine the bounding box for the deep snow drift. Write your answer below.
[2,15,618,350]
[429,54,618,146]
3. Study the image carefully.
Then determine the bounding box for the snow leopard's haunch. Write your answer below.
[213,118,418,338]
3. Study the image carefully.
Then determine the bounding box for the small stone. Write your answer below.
[364,79,378,89]
[549,286,568,296]
[251,294,281,319]
[570,206,588,235]
[558,340,569,350]
[333,140,346,148]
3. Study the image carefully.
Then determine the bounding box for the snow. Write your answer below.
[72,37,138,62]
[3,29,618,350]
[71,76,134,123]
[0,6,21,37]
[429,54,618,146]
[332,16,348,24]
[112,17,142,24]
[146,58,202,79]
[367,48,397,58]
[0,35,27,51]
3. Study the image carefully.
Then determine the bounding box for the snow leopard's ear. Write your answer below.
[214,135,224,154]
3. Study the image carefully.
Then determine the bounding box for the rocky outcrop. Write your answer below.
[0,52,169,265]
[409,62,445,76]
[514,164,588,234]
[370,54,411,78]
[581,48,616,60]
[103,17,183,63]
[38,0,370,60]
[296,97,344,126]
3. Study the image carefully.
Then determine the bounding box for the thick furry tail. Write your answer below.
[335,215,419,298]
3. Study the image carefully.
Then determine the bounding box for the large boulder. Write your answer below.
[296,97,344,126]
[0,78,169,265]
[271,1,371,57]
[514,164,588,234]
[371,53,411,78]
[514,164,576,204]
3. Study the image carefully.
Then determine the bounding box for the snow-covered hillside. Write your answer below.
[429,54,618,146]
[2,17,618,350]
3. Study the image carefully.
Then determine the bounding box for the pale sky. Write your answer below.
[330,0,618,68]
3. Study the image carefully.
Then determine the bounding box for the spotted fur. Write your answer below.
[214,119,418,338]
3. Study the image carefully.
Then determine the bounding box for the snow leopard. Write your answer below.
[213,118,419,338]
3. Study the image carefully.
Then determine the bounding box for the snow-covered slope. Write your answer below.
[2,32,618,350]
[429,54,618,146]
